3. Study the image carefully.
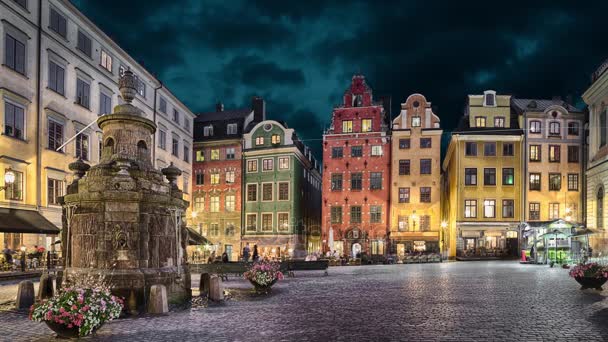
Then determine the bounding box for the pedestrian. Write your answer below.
[530,245,535,261]
[242,243,251,262]
[2,243,12,265]
[252,245,260,262]
[221,251,229,263]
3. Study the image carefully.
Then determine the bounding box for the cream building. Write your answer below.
[0,0,194,250]
[390,94,442,257]
[583,57,608,254]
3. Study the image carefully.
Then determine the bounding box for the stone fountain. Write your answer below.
[60,70,190,312]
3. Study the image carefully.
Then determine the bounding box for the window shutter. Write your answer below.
[5,35,15,70]
[57,65,64,94]
[49,61,56,89]
[59,17,67,37]
[16,39,25,74]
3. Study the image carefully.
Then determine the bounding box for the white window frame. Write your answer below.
[100,50,113,73]
[261,182,273,202]
[261,212,273,232]
[371,145,383,156]
[246,213,258,232]
[247,160,258,173]
[278,156,290,170]
[210,195,220,213]
[483,90,497,107]
[277,181,290,201]
[227,123,237,135]
[246,183,258,202]
[277,212,290,232]
[262,158,274,172]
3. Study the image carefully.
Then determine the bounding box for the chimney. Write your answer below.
[252,96,266,122]
[216,102,224,112]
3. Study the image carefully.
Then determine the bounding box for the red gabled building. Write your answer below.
[322,75,391,259]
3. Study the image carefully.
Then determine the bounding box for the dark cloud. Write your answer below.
[73,0,608,159]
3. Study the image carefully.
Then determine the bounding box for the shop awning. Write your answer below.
[187,227,210,246]
[0,208,60,234]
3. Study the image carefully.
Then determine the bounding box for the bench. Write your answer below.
[285,260,329,277]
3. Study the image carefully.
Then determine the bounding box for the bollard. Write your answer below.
[209,276,224,302]
[147,285,168,314]
[15,280,35,309]
[199,273,211,297]
[38,273,54,299]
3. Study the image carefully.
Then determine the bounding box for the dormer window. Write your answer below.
[530,120,541,134]
[353,95,363,107]
[411,116,421,127]
[483,91,496,107]
[475,116,487,128]
[255,136,264,145]
[494,117,505,128]
[203,125,214,136]
[227,123,237,135]
[271,134,281,144]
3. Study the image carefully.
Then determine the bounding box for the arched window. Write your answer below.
[353,95,362,107]
[598,187,604,229]
[104,137,115,155]
[137,140,147,158]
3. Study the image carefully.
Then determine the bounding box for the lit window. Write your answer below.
[278,182,289,200]
[278,157,289,170]
[411,116,421,127]
[475,117,486,127]
[330,207,342,223]
[549,145,560,162]
[262,158,274,171]
[549,203,559,220]
[246,214,257,232]
[420,187,431,203]
[529,203,540,220]
[464,200,477,218]
[549,173,561,191]
[247,160,258,172]
[494,117,505,128]
[210,196,219,212]
[529,173,541,191]
[5,169,23,201]
[278,213,289,231]
[210,173,220,185]
[262,183,273,201]
[271,134,281,144]
[195,150,204,162]
[361,119,372,132]
[529,145,541,162]
[568,174,579,191]
[370,206,381,223]
[398,188,409,203]
[342,120,353,133]
[210,149,220,160]
[371,145,383,156]
[483,199,496,218]
[530,121,541,133]
[47,178,64,205]
[225,195,235,212]
[262,213,273,231]
[226,171,235,184]
[247,184,257,201]
[502,200,514,218]
[255,136,264,145]
[502,168,514,185]
[194,196,204,211]
[100,51,112,72]
[549,122,560,136]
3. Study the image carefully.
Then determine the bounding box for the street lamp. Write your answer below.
[411,213,418,232]
[20,245,26,272]
[440,221,448,260]
[191,211,198,218]
[1,167,15,191]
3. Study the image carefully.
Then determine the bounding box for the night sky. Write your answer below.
[73,0,608,157]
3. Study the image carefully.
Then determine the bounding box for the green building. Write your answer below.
[242,120,322,258]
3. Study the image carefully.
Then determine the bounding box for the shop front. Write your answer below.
[241,235,300,260]
[391,231,440,261]
[521,219,583,264]
[457,223,519,259]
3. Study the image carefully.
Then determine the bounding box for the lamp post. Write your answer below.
[552,229,559,266]
[20,245,26,272]
[441,221,448,260]
[0,167,16,192]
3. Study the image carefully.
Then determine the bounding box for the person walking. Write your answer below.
[252,245,260,262]
[242,243,251,262]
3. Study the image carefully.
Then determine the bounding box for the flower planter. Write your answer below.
[574,276,607,290]
[45,321,103,339]
[249,279,277,294]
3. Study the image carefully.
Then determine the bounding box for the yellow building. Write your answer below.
[390,94,443,258]
[442,91,523,259]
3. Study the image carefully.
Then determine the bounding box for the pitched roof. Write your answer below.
[194,108,252,123]
[511,98,583,114]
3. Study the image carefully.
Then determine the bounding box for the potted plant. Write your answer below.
[30,276,123,338]
[243,260,284,294]
[568,262,608,290]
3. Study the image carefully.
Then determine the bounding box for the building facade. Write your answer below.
[443,91,523,259]
[583,57,608,254]
[189,98,265,261]
[512,98,586,225]
[321,75,391,258]
[242,120,322,258]
[0,0,194,250]
[390,94,442,257]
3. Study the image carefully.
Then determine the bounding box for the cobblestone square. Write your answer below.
[1,261,607,341]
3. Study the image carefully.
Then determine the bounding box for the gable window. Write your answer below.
[271,134,281,144]
[567,146,579,163]
[47,178,64,206]
[464,200,477,218]
[502,143,514,156]
[351,146,362,157]
[420,159,432,174]
[48,60,65,95]
[484,142,496,156]
[350,206,362,223]
[494,117,505,128]
[278,182,289,201]
[568,174,579,191]
[529,145,541,162]
[48,119,63,151]
[529,173,541,191]
[420,187,431,203]
[530,120,541,134]
[399,160,410,175]
[370,172,382,190]
[567,122,579,135]
[370,206,381,223]
[247,160,258,172]
[342,120,353,133]
[411,116,421,127]
[475,117,486,127]
[484,92,495,106]
[465,142,477,156]
[465,168,477,185]
[331,207,342,224]
[100,51,112,73]
[75,133,89,161]
[361,119,372,132]
[5,33,26,75]
[255,136,264,145]
[529,203,540,220]
[278,157,289,170]
[76,78,90,108]
[399,139,410,149]
[371,145,383,156]
[351,173,363,190]
[483,168,496,186]
[247,184,257,202]
[210,149,220,160]
[420,138,432,148]
[549,145,560,162]
[502,200,514,218]
[203,125,213,137]
[502,168,514,185]
[483,199,496,218]
[549,122,560,136]
[99,91,112,115]
[262,158,274,171]
[4,102,25,140]
[332,147,343,158]
[77,30,92,58]
[331,174,343,191]
[227,123,237,135]
[398,187,410,203]
[549,173,561,191]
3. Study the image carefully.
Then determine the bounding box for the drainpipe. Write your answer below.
[240,136,245,257]
[522,110,528,256]
[152,81,163,168]
[35,0,43,210]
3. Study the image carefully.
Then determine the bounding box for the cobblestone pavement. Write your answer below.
[1,261,607,341]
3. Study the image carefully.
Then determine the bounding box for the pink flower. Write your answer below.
[71,305,78,311]
[59,307,65,313]
[67,324,73,328]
